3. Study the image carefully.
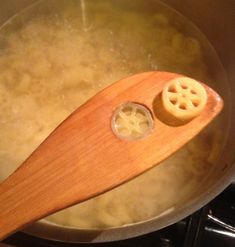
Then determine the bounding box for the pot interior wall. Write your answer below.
[161,0,235,181]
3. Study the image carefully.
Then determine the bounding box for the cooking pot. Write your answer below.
[0,0,234,243]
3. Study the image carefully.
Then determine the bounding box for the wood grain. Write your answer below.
[0,71,223,240]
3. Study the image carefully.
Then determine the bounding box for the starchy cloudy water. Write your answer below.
[0,0,227,228]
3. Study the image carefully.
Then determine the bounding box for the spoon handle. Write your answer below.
[0,72,155,239]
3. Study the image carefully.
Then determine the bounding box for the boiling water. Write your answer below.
[0,0,229,228]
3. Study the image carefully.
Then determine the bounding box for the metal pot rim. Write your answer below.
[22,163,235,243]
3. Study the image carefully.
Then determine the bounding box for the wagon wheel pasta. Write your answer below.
[112,102,153,140]
[162,77,207,120]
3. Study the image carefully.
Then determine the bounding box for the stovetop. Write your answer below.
[2,184,235,247]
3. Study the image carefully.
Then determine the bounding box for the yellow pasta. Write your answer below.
[0,0,226,229]
[112,103,153,140]
[162,77,207,120]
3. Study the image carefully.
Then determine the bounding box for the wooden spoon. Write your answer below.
[0,72,223,240]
